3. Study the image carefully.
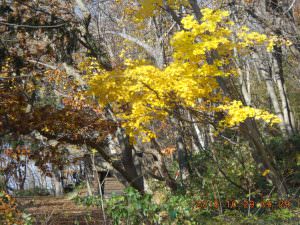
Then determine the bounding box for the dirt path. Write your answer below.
[16,178,124,225]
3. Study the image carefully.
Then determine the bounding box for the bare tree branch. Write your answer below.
[0,21,67,29]
[105,31,157,59]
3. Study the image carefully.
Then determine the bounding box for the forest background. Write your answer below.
[0,0,300,224]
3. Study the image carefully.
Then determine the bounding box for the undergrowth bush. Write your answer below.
[14,187,50,197]
[103,187,299,225]
[0,191,33,225]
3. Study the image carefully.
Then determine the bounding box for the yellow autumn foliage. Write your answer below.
[81,8,280,142]
[132,0,189,21]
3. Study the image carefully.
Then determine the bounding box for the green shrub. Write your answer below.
[74,186,300,225]
[106,187,160,225]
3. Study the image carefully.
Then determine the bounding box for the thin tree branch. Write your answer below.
[105,31,157,59]
[0,21,67,29]
[158,22,176,43]
[28,60,57,70]
[283,0,296,14]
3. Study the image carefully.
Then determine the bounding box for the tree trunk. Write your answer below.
[116,128,145,192]
[254,60,287,136]
[150,139,178,192]
[240,119,288,196]
[272,46,295,136]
